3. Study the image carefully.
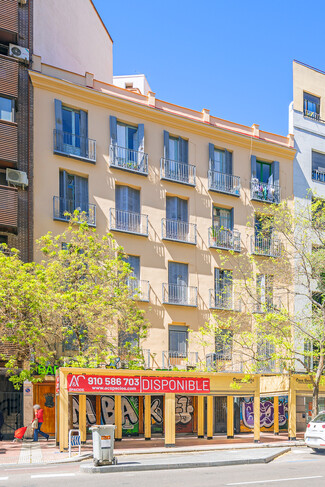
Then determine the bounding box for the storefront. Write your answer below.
[56,368,261,451]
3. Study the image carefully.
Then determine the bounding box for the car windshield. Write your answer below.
[313,413,325,423]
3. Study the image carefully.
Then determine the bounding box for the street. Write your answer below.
[0,448,324,486]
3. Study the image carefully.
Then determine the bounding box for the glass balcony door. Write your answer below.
[168,262,188,305]
[62,107,81,156]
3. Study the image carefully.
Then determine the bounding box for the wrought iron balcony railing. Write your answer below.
[250,179,280,204]
[162,283,197,307]
[251,235,281,257]
[160,158,196,186]
[312,169,325,183]
[208,170,240,196]
[206,353,243,372]
[304,109,320,121]
[109,208,148,236]
[162,219,197,245]
[109,144,148,175]
[209,290,241,311]
[162,351,198,369]
[128,278,150,302]
[53,129,96,163]
[53,197,96,226]
[208,227,241,252]
[253,297,283,314]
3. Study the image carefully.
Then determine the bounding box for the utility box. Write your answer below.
[90,424,117,466]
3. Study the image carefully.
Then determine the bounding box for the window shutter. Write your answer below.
[272,160,279,187]
[166,196,177,220]
[75,176,89,213]
[80,110,88,158]
[230,208,234,230]
[55,99,63,151]
[209,143,215,170]
[214,268,220,292]
[116,185,127,211]
[178,198,188,222]
[225,150,232,175]
[163,130,170,159]
[109,115,117,147]
[251,155,257,179]
[137,124,144,152]
[128,188,140,214]
[179,137,188,164]
[128,255,140,279]
[224,270,233,301]
[59,170,67,200]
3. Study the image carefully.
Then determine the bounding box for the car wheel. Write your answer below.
[312,448,320,453]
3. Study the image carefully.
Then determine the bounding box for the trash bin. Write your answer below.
[90,424,117,466]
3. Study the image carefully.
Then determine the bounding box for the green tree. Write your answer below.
[0,215,148,387]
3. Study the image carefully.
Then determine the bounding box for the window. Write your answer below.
[165,196,188,240]
[0,235,8,252]
[304,338,319,371]
[215,329,233,360]
[169,136,179,162]
[62,106,81,155]
[125,255,140,294]
[213,207,232,230]
[257,339,275,372]
[115,185,141,232]
[256,161,272,184]
[312,151,325,182]
[209,147,232,174]
[214,268,232,309]
[168,262,188,304]
[304,92,320,120]
[312,197,325,228]
[255,215,273,238]
[117,122,138,151]
[109,117,145,172]
[125,83,133,89]
[169,325,188,357]
[0,97,14,122]
[256,274,273,312]
[54,100,90,160]
[59,171,89,216]
[0,169,7,186]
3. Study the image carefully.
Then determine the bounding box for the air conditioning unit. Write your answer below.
[6,168,28,187]
[9,44,29,62]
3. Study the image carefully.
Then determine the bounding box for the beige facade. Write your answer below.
[30,63,295,370]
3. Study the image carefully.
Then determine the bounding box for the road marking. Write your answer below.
[0,478,8,481]
[227,476,323,485]
[31,473,76,479]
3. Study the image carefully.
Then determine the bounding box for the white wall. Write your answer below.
[113,75,151,95]
[33,0,113,83]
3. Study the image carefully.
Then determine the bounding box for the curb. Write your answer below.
[80,447,291,474]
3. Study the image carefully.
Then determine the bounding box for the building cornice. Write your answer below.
[29,70,295,160]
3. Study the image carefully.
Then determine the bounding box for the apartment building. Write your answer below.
[29,59,295,365]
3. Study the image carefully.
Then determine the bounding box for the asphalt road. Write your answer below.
[1,447,325,487]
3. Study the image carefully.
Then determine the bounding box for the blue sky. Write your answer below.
[93,0,325,137]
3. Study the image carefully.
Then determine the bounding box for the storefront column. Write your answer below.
[254,391,260,443]
[165,393,175,447]
[59,371,68,452]
[145,395,151,440]
[79,394,87,443]
[207,396,214,439]
[288,387,296,440]
[274,396,279,435]
[197,396,205,438]
[227,396,234,439]
[96,396,101,425]
[115,395,122,441]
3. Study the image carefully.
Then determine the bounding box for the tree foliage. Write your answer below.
[0,215,148,387]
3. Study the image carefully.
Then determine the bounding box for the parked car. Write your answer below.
[305,411,325,452]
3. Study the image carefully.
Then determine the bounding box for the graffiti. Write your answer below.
[240,396,288,432]
[175,396,194,424]
[151,398,163,424]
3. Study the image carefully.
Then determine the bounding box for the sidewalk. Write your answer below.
[0,433,305,466]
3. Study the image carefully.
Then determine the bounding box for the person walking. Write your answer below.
[32,405,49,442]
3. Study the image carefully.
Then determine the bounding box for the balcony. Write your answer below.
[250,179,280,204]
[109,208,148,237]
[53,197,96,227]
[251,235,281,257]
[162,283,197,307]
[160,158,196,186]
[304,109,320,121]
[208,170,240,196]
[109,144,148,175]
[253,297,283,314]
[206,353,243,372]
[209,290,241,311]
[312,169,325,183]
[53,130,96,163]
[162,351,198,369]
[162,219,197,245]
[208,227,241,252]
[128,278,150,302]
[0,185,17,232]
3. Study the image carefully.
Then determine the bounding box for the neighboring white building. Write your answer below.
[113,74,152,95]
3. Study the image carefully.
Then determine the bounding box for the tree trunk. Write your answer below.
[312,385,319,418]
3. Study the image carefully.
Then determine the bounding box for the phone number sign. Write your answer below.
[67,374,210,394]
